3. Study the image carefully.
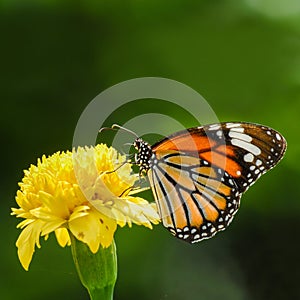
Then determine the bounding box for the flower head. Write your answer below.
[12,144,159,270]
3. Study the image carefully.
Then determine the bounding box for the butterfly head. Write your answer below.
[133,138,153,174]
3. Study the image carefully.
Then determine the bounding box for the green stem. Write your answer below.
[70,234,117,300]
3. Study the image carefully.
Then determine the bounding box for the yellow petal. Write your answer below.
[55,228,71,247]
[69,212,101,253]
[41,219,67,236]
[68,205,90,222]
[16,220,44,271]
[16,218,35,229]
[96,211,117,248]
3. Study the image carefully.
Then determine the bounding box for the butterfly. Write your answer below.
[108,122,286,243]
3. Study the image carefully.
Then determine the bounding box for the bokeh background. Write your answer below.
[1,0,300,299]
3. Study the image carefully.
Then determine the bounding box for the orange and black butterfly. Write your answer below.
[110,122,286,243]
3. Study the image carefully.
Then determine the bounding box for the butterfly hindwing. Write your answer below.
[148,151,241,243]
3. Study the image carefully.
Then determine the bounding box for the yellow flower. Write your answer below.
[11,144,159,271]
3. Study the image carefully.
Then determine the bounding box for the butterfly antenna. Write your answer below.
[112,124,139,138]
[99,124,139,138]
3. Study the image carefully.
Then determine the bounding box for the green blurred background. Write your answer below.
[1,0,300,299]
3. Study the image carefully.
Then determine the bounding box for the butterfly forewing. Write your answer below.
[202,123,287,192]
[147,122,286,243]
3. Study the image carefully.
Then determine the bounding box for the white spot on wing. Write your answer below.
[226,123,241,128]
[244,153,254,162]
[256,159,262,166]
[231,139,261,155]
[208,124,221,130]
[276,133,281,141]
[229,131,252,142]
[229,127,245,133]
[216,130,223,137]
